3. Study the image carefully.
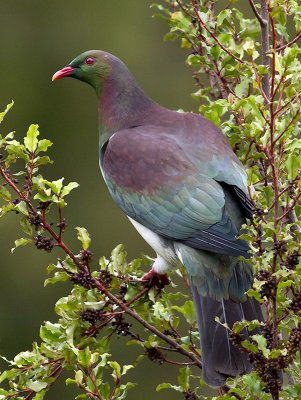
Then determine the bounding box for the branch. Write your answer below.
[260,0,270,101]
[93,280,202,369]
[276,32,301,52]
[248,0,267,26]
[191,0,244,64]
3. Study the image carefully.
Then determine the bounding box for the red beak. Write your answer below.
[52,66,75,81]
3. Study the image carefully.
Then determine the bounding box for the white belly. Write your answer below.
[128,217,178,274]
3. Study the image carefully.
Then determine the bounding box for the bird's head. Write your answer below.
[52,50,114,93]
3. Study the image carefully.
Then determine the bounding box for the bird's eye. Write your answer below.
[85,57,96,65]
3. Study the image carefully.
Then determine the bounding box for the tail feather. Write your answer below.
[190,281,263,387]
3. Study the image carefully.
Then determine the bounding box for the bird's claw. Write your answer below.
[141,268,170,287]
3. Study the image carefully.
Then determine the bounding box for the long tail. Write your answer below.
[190,280,263,387]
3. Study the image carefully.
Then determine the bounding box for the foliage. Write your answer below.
[1,0,301,399]
[152,0,301,399]
[0,104,202,398]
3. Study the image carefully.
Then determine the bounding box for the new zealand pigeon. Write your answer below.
[52,50,262,387]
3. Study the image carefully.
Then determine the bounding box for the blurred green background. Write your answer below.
[0,1,201,398]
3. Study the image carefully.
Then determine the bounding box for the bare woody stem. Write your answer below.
[259,0,270,101]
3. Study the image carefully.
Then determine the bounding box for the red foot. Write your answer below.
[141,268,170,286]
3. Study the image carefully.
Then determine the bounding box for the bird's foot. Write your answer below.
[141,268,170,287]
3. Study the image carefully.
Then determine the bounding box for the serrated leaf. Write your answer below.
[172,300,196,324]
[76,227,91,250]
[11,238,32,253]
[252,334,270,357]
[24,124,39,153]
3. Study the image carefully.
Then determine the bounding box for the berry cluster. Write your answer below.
[145,347,165,365]
[34,235,54,252]
[273,240,287,254]
[287,327,301,357]
[262,324,273,349]
[184,390,198,400]
[37,201,51,210]
[99,270,113,288]
[229,331,243,346]
[163,329,178,339]
[285,251,300,270]
[80,309,105,324]
[289,292,301,313]
[119,283,128,297]
[111,315,132,336]
[256,269,271,281]
[70,271,95,289]
[79,250,93,264]
[256,269,277,300]
[254,207,265,217]
[29,212,42,227]
[247,351,282,397]
[57,219,67,233]
[260,277,277,299]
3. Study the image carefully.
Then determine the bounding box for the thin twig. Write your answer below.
[191,0,244,64]
[276,32,301,52]
[248,0,266,26]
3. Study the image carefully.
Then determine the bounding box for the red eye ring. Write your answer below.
[85,57,96,65]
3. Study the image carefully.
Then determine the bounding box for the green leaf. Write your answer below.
[11,238,32,253]
[156,383,182,392]
[76,227,91,250]
[285,153,301,180]
[235,77,250,98]
[172,300,196,324]
[177,367,190,391]
[109,361,121,380]
[0,101,14,124]
[37,139,53,153]
[24,124,39,152]
[27,380,48,392]
[41,178,64,195]
[252,334,270,357]
[32,390,47,400]
[44,271,70,286]
[61,182,79,197]
[78,347,92,368]
[0,186,11,201]
[75,370,84,385]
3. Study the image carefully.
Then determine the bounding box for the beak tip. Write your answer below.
[52,66,74,82]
